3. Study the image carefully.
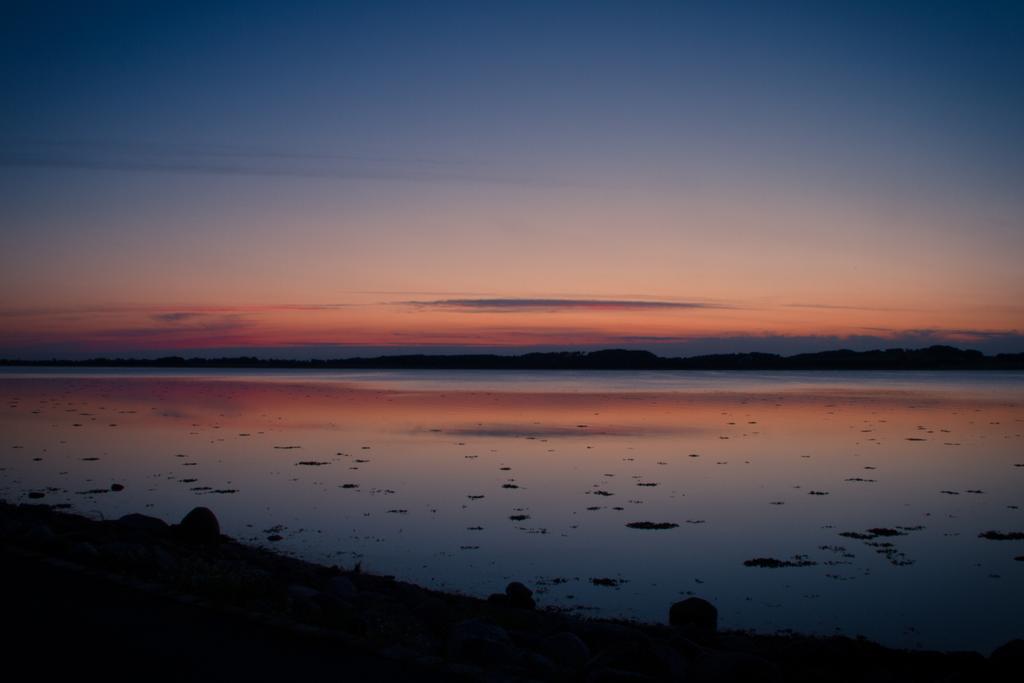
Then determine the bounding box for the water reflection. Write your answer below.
[1,370,1022,651]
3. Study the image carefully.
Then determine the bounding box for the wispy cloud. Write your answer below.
[152,312,201,323]
[784,303,901,311]
[0,139,564,187]
[402,298,731,312]
[94,317,254,341]
[0,303,352,318]
[867,327,1023,342]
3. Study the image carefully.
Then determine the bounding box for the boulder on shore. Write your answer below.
[448,618,516,665]
[540,631,590,669]
[669,597,718,633]
[505,581,536,609]
[992,639,1024,672]
[117,513,168,534]
[177,507,220,544]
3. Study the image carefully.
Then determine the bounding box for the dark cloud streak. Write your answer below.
[0,140,566,187]
[152,312,201,323]
[404,298,730,312]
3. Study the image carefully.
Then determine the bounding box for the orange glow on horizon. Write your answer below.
[1,296,1019,354]
[2,185,1021,355]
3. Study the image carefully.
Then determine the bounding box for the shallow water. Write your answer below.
[2,369,1022,651]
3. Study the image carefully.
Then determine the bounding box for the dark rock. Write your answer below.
[940,650,987,669]
[540,631,590,669]
[27,491,44,499]
[287,584,323,619]
[669,597,718,632]
[149,545,178,573]
[992,639,1024,662]
[25,523,56,545]
[647,639,690,678]
[324,575,357,600]
[448,618,518,666]
[110,483,125,492]
[413,596,451,627]
[412,655,445,671]
[452,618,511,644]
[440,663,486,679]
[585,667,659,682]
[521,651,558,677]
[287,584,320,601]
[505,581,536,609]
[494,604,549,632]
[575,621,649,654]
[691,650,780,682]
[70,541,100,561]
[667,633,702,659]
[103,541,145,563]
[117,513,168,534]
[487,593,510,607]
[588,638,682,680]
[177,506,220,544]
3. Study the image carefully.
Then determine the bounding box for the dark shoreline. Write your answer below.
[2,501,1020,682]
[3,345,1024,371]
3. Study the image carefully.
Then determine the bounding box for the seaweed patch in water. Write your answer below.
[590,577,623,587]
[866,528,907,537]
[743,556,817,568]
[978,530,1024,541]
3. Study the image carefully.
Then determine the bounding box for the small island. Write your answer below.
[3,345,1023,371]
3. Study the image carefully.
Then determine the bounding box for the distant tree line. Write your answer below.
[2,346,1023,370]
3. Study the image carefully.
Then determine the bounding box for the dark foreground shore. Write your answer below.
[2,502,1020,682]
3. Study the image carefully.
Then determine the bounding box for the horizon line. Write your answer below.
[3,344,1023,365]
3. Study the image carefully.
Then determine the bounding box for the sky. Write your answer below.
[1,0,1022,358]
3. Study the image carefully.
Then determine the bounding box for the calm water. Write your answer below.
[2,369,1022,651]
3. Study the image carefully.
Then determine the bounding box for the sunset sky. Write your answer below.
[2,1,1022,358]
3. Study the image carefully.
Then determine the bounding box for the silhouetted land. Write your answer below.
[3,345,1023,371]
[3,502,1020,682]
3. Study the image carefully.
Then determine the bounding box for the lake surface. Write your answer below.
[2,369,1022,651]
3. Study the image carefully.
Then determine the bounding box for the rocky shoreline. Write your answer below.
[1,501,1019,682]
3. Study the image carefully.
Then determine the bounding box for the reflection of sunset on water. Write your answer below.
[2,370,1022,651]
